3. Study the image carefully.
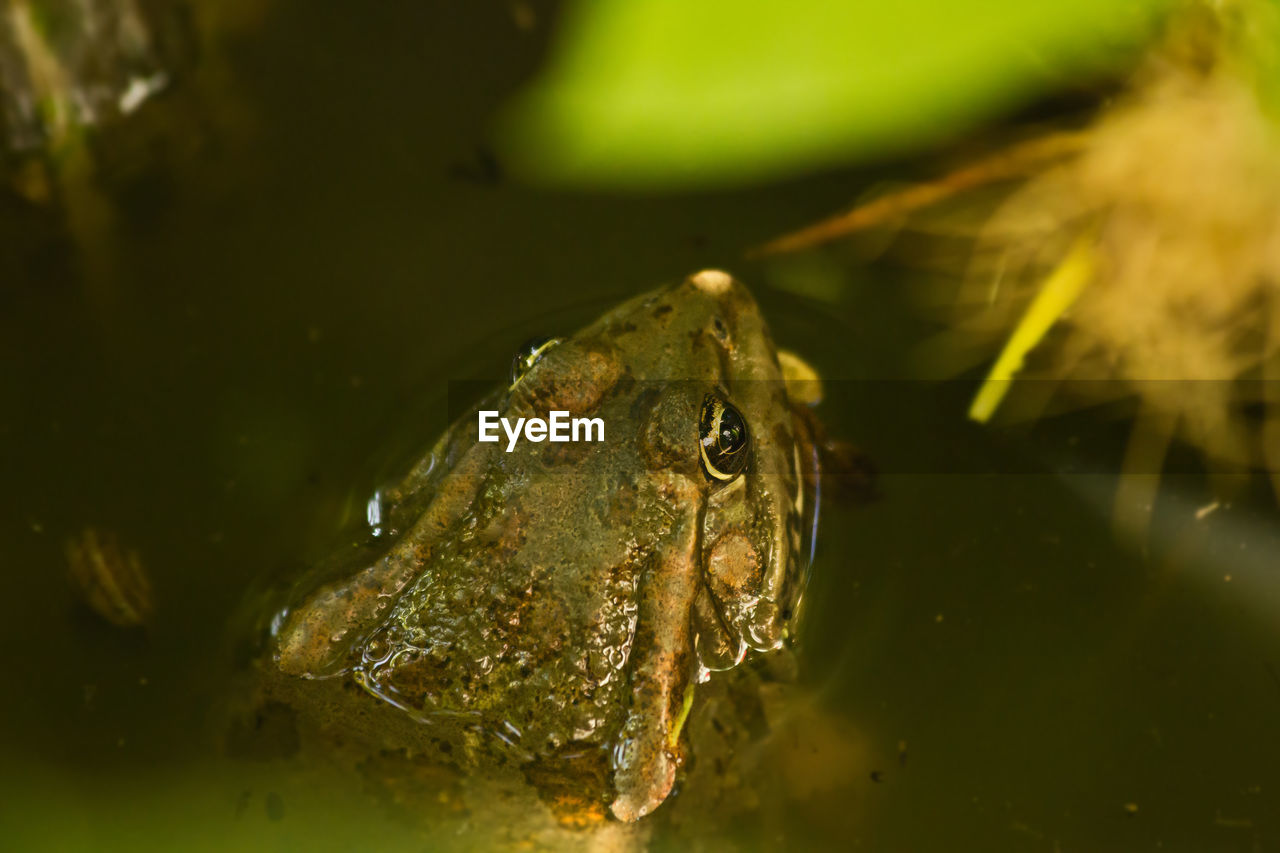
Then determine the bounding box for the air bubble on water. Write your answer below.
[388,647,421,670]
[366,490,384,537]
[611,737,633,772]
[268,607,289,638]
[362,637,393,667]
[572,717,602,740]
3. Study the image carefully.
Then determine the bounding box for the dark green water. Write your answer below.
[2,2,1278,850]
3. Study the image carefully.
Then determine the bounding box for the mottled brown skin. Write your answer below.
[269,270,818,826]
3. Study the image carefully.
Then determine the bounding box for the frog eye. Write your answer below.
[699,394,751,482]
[510,337,560,386]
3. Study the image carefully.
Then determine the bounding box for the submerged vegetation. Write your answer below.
[504,0,1280,535]
[760,1,1280,534]
[941,2,1280,534]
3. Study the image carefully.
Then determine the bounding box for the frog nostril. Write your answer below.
[711,317,729,343]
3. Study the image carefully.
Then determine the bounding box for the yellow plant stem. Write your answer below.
[968,235,1096,422]
[668,683,696,748]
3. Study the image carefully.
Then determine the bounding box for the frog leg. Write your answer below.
[274,441,500,677]
[610,475,703,822]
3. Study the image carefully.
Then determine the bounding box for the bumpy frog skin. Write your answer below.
[272,270,819,822]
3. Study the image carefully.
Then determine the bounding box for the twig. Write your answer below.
[748,131,1090,257]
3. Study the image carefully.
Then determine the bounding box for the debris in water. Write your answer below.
[760,0,1280,534]
[65,526,154,628]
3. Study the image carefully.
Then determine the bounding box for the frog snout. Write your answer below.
[685,268,735,294]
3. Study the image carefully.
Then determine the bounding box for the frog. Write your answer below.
[252,270,827,841]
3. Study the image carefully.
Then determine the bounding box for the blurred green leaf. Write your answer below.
[497,0,1176,189]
